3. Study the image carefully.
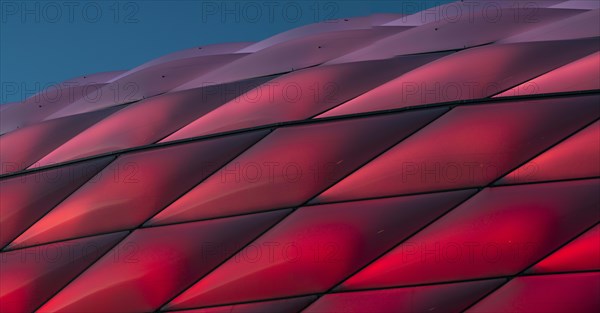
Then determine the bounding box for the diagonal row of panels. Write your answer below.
[2,179,598,312]
[3,93,598,250]
[3,38,598,174]
[1,92,598,312]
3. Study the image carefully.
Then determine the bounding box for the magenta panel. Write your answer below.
[319,38,599,117]
[382,1,564,27]
[48,54,246,119]
[240,15,404,53]
[551,0,600,9]
[174,28,404,91]
[498,121,600,185]
[305,279,504,313]
[496,52,600,97]
[339,179,599,290]
[0,232,126,313]
[1,107,119,174]
[330,7,580,63]
[0,157,113,249]
[501,9,600,43]
[7,131,269,249]
[165,189,473,309]
[172,296,317,313]
[32,77,273,167]
[467,273,600,312]
[36,210,289,313]
[314,95,599,203]
[162,52,449,141]
[1,70,124,135]
[131,42,252,72]
[147,107,447,226]
[527,224,600,274]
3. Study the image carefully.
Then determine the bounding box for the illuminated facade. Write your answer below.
[1,1,599,312]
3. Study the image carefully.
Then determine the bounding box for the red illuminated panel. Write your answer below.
[467,273,600,312]
[32,77,273,167]
[147,107,447,226]
[498,121,600,185]
[8,131,268,249]
[314,95,599,203]
[319,38,598,117]
[174,28,403,91]
[527,224,600,274]
[165,189,473,309]
[0,157,113,249]
[329,7,581,63]
[36,210,289,313]
[339,179,599,290]
[0,107,119,174]
[496,52,600,97]
[171,296,317,313]
[305,279,505,313]
[162,53,449,141]
[48,54,246,119]
[0,232,126,313]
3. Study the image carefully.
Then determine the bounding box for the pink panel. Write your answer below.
[551,0,600,9]
[173,296,317,313]
[36,210,290,313]
[0,232,126,313]
[495,52,600,97]
[383,1,564,26]
[500,9,600,43]
[240,15,402,53]
[147,107,448,226]
[0,101,19,112]
[64,70,128,85]
[314,95,599,203]
[339,179,600,290]
[162,52,449,142]
[173,28,405,91]
[129,42,252,73]
[48,54,246,119]
[305,279,505,313]
[527,224,600,274]
[8,131,269,249]
[165,189,473,309]
[0,157,113,249]
[0,71,124,135]
[0,107,119,174]
[467,273,600,312]
[319,38,599,117]
[330,7,580,63]
[498,121,600,185]
[32,77,274,167]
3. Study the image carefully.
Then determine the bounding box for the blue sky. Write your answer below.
[0,0,453,103]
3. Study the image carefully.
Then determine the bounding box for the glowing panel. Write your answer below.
[0,232,126,313]
[314,95,599,203]
[0,157,113,249]
[467,273,600,312]
[339,179,599,290]
[165,189,473,309]
[8,131,268,249]
[147,107,448,226]
[527,224,600,274]
[498,120,600,185]
[36,210,289,313]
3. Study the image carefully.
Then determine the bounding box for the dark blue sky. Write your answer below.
[1,0,452,103]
